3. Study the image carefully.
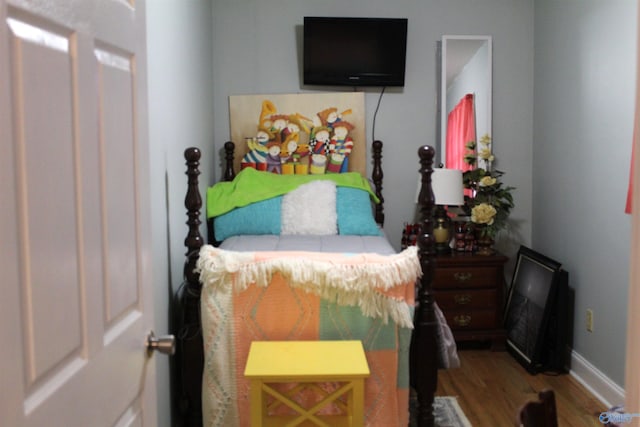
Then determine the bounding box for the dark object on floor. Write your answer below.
[516,389,558,427]
[504,246,569,374]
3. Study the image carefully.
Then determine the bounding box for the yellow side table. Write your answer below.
[244,340,370,427]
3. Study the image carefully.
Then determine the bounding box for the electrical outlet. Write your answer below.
[586,309,594,332]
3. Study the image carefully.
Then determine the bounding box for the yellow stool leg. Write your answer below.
[351,379,365,426]
[250,379,264,427]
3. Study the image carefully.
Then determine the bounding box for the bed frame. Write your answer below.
[174,141,438,427]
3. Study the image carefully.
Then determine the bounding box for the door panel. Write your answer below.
[97,46,139,324]
[10,17,84,384]
[0,1,156,426]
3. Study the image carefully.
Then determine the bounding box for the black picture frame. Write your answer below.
[504,246,563,374]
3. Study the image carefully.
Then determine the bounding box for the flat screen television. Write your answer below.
[303,17,408,87]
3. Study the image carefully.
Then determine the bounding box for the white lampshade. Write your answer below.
[432,168,464,206]
[414,168,465,206]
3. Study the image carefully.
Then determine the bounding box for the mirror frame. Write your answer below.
[439,35,492,167]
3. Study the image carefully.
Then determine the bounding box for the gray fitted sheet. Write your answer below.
[219,234,396,255]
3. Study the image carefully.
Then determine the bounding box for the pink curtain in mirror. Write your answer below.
[446,93,475,171]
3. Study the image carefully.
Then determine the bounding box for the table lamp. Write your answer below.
[431,168,464,254]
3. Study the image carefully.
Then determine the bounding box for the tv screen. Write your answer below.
[303,17,408,87]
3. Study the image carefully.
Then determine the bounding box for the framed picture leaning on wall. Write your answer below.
[504,246,567,374]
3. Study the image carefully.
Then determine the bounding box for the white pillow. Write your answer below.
[281,180,337,235]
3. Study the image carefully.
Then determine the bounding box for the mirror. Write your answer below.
[439,35,492,168]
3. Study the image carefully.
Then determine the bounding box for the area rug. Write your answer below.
[409,392,473,427]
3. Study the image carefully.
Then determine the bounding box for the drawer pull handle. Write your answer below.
[453,315,471,327]
[454,294,472,305]
[453,272,472,282]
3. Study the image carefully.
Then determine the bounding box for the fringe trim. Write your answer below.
[197,245,421,328]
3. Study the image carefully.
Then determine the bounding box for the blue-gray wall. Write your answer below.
[210,0,534,264]
[533,0,635,389]
[145,0,636,421]
[147,2,214,426]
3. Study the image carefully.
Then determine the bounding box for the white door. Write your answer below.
[0,0,158,426]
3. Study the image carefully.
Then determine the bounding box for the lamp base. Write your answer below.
[434,206,451,255]
[435,242,452,255]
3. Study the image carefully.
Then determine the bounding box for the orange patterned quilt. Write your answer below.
[197,246,420,427]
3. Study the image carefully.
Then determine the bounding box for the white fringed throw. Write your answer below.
[197,245,420,328]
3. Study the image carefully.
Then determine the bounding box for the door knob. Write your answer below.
[146,330,175,356]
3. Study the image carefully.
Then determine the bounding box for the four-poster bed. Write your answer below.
[174,141,441,427]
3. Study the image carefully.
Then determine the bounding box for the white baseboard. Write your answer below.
[569,349,625,408]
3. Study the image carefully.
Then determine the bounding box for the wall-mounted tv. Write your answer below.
[303,17,408,87]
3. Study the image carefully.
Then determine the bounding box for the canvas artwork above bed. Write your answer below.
[229,92,366,176]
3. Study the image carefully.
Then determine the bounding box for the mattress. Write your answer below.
[219,233,396,254]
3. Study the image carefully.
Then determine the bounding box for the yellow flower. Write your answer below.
[479,134,492,146]
[478,148,493,161]
[471,203,497,225]
[479,176,497,187]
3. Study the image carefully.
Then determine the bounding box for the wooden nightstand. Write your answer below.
[433,252,508,350]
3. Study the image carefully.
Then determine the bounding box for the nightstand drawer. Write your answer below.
[432,253,508,348]
[433,267,498,289]
[434,289,497,309]
[443,309,498,330]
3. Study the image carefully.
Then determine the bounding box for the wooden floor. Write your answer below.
[435,347,608,426]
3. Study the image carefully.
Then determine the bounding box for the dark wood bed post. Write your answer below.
[223,141,236,181]
[412,145,438,427]
[177,144,237,426]
[174,147,205,427]
[184,147,204,280]
[177,141,437,426]
[372,140,384,225]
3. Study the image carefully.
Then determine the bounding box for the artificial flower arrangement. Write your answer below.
[462,134,515,239]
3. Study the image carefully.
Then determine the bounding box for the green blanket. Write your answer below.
[207,167,379,218]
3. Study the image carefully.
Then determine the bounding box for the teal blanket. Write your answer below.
[207,168,379,218]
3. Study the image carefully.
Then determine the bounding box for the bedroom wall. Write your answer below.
[533,0,636,399]
[206,0,636,405]
[209,0,534,264]
[141,0,636,422]
[140,0,638,423]
[146,1,215,426]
